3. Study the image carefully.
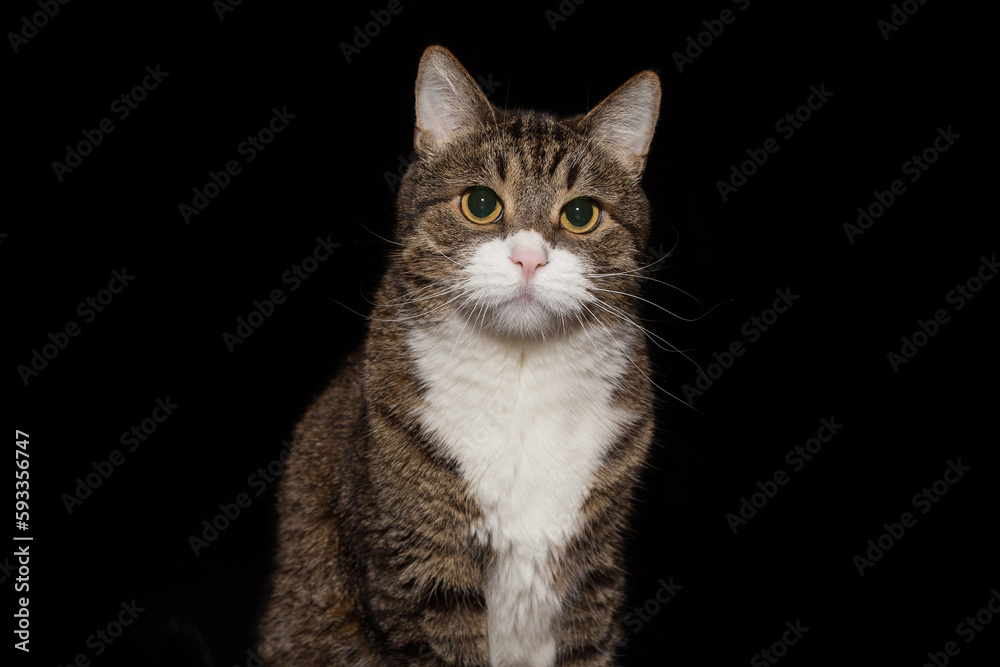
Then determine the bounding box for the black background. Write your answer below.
[7,0,996,665]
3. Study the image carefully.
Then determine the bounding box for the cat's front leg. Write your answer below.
[550,491,638,666]
[554,564,627,666]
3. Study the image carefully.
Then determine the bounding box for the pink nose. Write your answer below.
[511,246,547,281]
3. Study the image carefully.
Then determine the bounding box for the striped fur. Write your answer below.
[258,46,660,666]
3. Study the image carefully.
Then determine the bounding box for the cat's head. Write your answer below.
[391,46,660,341]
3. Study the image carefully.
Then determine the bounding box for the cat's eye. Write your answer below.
[560,197,601,234]
[461,186,503,224]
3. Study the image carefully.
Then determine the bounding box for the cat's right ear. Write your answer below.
[414,46,493,155]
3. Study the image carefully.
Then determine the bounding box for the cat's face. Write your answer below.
[391,47,660,341]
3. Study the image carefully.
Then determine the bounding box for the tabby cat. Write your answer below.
[258,45,661,666]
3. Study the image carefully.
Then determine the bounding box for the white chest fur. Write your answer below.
[407,319,632,666]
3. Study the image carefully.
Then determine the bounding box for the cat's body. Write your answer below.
[259,47,661,666]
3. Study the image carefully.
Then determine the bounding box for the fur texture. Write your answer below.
[258,46,661,666]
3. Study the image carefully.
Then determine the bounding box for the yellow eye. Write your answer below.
[560,197,601,233]
[461,186,503,224]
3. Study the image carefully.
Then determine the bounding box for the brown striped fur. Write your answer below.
[258,46,661,665]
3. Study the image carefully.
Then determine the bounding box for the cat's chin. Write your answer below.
[471,298,581,341]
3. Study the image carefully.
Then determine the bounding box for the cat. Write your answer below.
[258,45,661,666]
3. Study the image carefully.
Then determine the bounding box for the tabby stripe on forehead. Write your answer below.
[527,131,546,173]
[566,161,581,190]
[506,116,523,141]
[548,147,567,177]
[493,151,506,181]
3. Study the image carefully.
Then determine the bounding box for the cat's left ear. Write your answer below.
[414,46,493,155]
[582,71,661,176]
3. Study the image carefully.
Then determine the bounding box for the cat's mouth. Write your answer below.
[455,231,595,339]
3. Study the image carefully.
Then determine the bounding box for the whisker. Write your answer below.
[397,280,467,307]
[474,298,490,331]
[588,299,703,374]
[354,216,402,246]
[572,311,643,401]
[588,287,727,323]
[587,269,704,309]
[659,217,682,263]
[322,287,468,324]
[361,280,453,308]
[448,295,479,362]
[588,296,694,351]
[420,230,465,267]
[394,281,468,321]
[502,72,511,114]
[579,303,699,413]
[586,253,672,278]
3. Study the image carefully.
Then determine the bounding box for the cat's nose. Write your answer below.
[510,247,547,281]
